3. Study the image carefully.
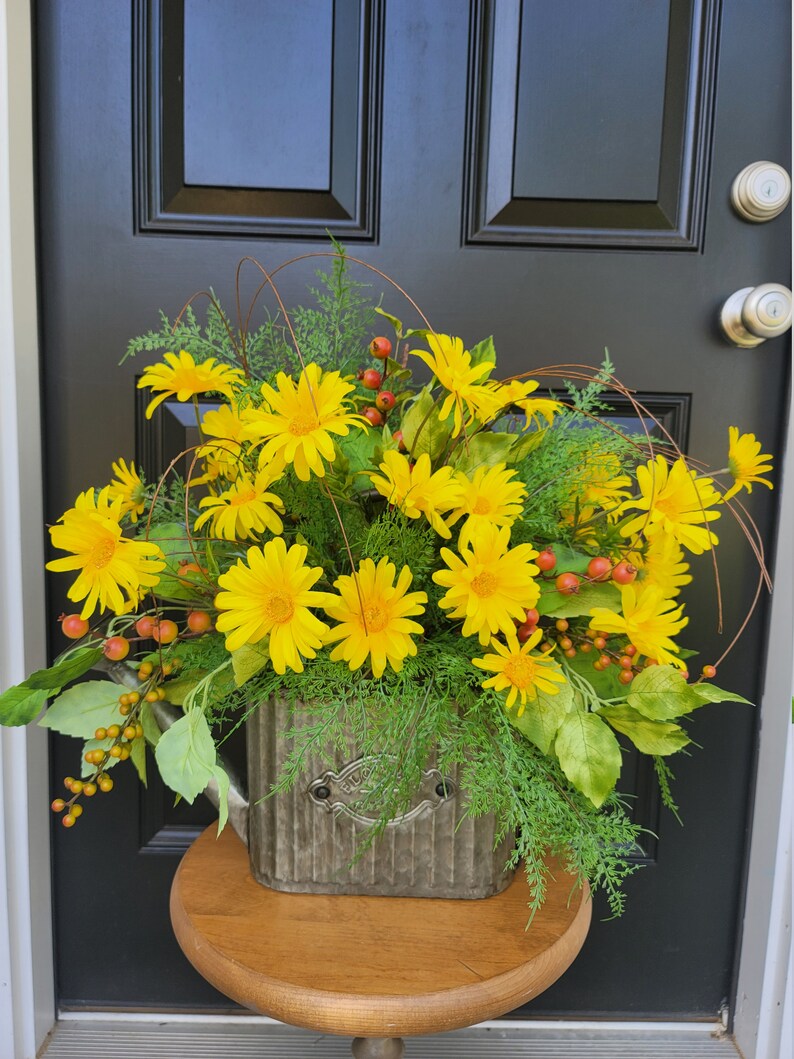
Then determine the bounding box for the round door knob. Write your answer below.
[731,162,791,222]
[720,284,793,347]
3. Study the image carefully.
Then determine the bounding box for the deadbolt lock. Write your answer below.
[720,284,792,348]
[731,162,791,222]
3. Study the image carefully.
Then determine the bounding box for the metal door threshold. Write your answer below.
[40,1019,742,1057]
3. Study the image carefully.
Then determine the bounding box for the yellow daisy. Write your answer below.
[214,538,332,670]
[138,351,245,419]
[448,463,527,547]
[46,487,165,619]
[193,467,285,541]
[368,450,463,538]
[589,583,688,668]
[241,363,366,482]
[619,455,722,555]
[107,458,146,523]
[489,379,563,428]
[412,333,503,436]
[323,557,427,678]
[630,533,692,598]
[195,402,250,483]
[433,523,540,646]
[724,427,774,501]
[473,629,567,714]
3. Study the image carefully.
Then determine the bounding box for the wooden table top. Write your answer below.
[170,826,592,1038]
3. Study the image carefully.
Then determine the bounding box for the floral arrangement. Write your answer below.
[0,253,773,914]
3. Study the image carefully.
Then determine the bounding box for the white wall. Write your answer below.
[0,1,55,1056]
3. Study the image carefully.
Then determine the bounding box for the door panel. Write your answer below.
[36,0,790,1016]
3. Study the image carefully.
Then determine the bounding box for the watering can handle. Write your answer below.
[97,659,250,847]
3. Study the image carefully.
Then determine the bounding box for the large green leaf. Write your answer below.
[374,306,404,338]
[130,736,148,786]
[39,680,123,739]
[625,665,750,721]
[468,335,496,369]
[141,522,202,601]
[536,580,621,619]
[451,431,519,474]
[139,701,163,747]
[0,684,49,726]
[25,647,104,691]
[232,641,270,687]
[338,428,381,482]
[154,709,218,803]
[400,387,451,460]
[563,650,626,699]
[688,682,752,707]
[508,680,575,754]
[509,429,546,461]
[597,704,691,756]
[554,711,622,808]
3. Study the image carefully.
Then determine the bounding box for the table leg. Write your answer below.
[351,1038,405,1058]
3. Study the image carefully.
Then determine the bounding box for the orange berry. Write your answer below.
[593,636,607,650]
[618,670,634,685]
[107,725,121,739]
[564,647,577,659]
[187,610,212,634]
[71,804,83,818]
[702,664,717,679]
[98,777,114,793]
[51,798,66,812]
[94,727,107,740]
[152,619,178,645]
[103,636,130,661]
[62,814,76,828]
[555,619,569,632]
[123,726,137,741]
[83,782,97,797]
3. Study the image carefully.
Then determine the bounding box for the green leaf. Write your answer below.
[400,387,451,460]
[403,327,433,341]
[338,428,382,482]
[597,704,691,756]
[141,522,201,601]
[39,680,124,739]
[536,580,621,619]
[130,736,148,786]
[139,701,162,746]
[154,709,217,803]
[383,357,412,383]
[509,429,546,462]
[508,680,575,754]
[564,651,626,699]
[626,665,728,721]
[0,684,49,726]
[212,764,230,834]
[554,711,622,808]
[374,307,403,338]
[231,641,271,687]
[468,335,496,369]
[689,682,753,707]
[451,432,517,474]
[25,647,104,691]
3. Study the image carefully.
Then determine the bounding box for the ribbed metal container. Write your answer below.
[247,699,515,898]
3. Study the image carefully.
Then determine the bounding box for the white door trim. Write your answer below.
[0,1,788,1056]
[0,1,55,1057]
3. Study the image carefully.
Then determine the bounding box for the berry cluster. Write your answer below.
[52,605,215,829]
[356,336,398,428]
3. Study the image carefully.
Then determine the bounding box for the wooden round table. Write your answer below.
[170,826,591,1058]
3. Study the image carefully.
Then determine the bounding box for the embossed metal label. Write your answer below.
[308,756,455,827]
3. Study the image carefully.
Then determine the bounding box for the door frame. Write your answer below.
[0,1,789,1056]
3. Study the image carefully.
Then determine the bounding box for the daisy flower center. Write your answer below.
[472,496,492,515]
[266,593,295,623]
[230,489,258,507]
[471,571,497,597]
[503,655,536,689]
[362,604,389,633]
[90,538,117,569]
[289,414,318,437]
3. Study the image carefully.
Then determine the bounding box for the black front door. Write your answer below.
[36,0,790,1017]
